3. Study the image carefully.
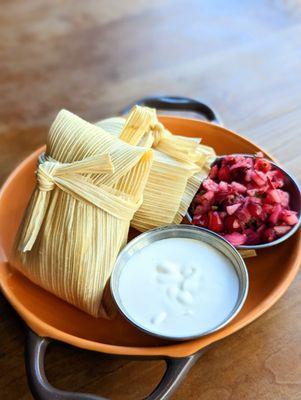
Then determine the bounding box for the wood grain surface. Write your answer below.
[1,1,301,399]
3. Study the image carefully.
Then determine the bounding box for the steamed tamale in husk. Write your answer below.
[96,106,216,232]
[11,109,152,317]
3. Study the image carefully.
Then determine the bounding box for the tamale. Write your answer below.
[96,106,215,231]
[12,109,152,317]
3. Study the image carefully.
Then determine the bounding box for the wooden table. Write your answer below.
[1,1,301,399]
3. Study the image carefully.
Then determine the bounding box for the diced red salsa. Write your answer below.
[190,153,299,246]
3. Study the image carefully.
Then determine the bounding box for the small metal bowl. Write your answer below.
[187,154,301,250]
[111,225,249,341]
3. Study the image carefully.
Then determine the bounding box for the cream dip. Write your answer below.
[117,237,240,338]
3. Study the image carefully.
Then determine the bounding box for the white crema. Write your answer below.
[118,238,239,338]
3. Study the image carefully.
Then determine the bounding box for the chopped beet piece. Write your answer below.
[231,181,247,193]
[218,165,231,182]
[269,204,282,225]
[281,210,299,225]
[251,170,266,187]
[254,158,271,173]
[263,203,274,214]
[192,213,208,227]
[278,190,289,208]
[266,189,281,204]
[226,203,242,215]
[262,228,276,242]
[222,232,247,246]
[224,215,241,231]
[208,211,223,232]
[209,164,219,179]
[195,204,210,215]
[244,229,261,245]
[274,225,291,236]
[235,204,252,224]
[202,179,219,192]
[248,202,263,218]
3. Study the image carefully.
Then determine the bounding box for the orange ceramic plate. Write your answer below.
[0,115,300,359]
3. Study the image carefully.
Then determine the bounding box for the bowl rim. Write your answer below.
[110,224,249,341]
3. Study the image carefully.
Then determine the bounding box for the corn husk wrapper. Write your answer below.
[11,110,152,317]
[96,106,215,231]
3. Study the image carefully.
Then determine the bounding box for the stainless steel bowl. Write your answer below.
[111,225,249,341]
[187,154,301,250]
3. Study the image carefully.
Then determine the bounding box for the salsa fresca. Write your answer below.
[190,153,299,246]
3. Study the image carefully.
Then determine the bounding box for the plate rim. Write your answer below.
[0,115,300,358]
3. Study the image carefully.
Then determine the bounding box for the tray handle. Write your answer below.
[25,329,201,400]
[121,95,222,125]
